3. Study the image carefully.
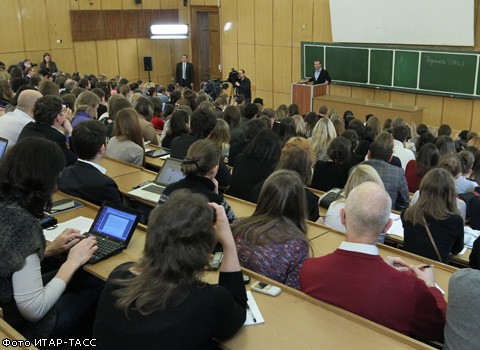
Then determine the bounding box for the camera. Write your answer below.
[204,79,228,100]
[227,68,239,85]
[31,63,38,67]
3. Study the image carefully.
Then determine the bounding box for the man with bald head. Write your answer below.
[0,89,42,149]
[300,182,447,342]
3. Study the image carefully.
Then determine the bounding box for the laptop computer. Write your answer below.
[0,137,8,160]
[85,202,142,264]
[128,158,185,203]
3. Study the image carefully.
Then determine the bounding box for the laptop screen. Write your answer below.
[92,205,139,242]
[0,138,8,160]
[155,159,185,186]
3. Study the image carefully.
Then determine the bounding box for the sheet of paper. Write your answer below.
[458,246,468,255]
[435,283,446,295]
[43,216,94,242]
[386,213,404,238]
[159,154,171,160]
[244,291,265,326]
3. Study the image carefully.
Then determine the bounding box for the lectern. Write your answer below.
[291,83,327,115]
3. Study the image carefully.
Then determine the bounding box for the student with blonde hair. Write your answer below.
[208,118,230,160]
[71,91,100,127]
[323,164,385,233]
[309,117,337,161]
[292,115,306,137]
[105,108,144,166]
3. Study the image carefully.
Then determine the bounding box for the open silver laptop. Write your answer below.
[0,137,8,160]
[128,158,185,203]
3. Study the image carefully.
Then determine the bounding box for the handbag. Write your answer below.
[424,221,443,262]
[319,188,344,209]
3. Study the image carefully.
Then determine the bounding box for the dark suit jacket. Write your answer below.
[58,161,122,206]
[18,122,77,166]
[175,62,194,87]
[309,69,331,85]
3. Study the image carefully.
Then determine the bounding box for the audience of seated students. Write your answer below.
[59,120,122,206]
[0,89,42,150]
[348,119,371,159]
[444,268,480,350]
[373,132,402,168]
[402,168,464,263]
[405,143,439,193]
[93,190,246,348]
[150,97,165,131]
[228,118,268,167]
[239,103,259,131]
[208,118,230,160]
[18,95,77,166]
[465,145,480,184]
[323,164,385,234]
[228,130,281,202]
[133,96,158,145]
[223,105,245,145]
[0,138,101,341]
[365,115,381,138]
[105,108,144,167]
[278,116,298,146]
[436,135,456,156]
[311,136,352,191]
[233,170,310,289]
[309,117,337,161]
[456,150,478,193]
[392,125,415,170]
[300,182,446,342]
[159,139,236,223]
[304,112,319,138]
[71,91,99,128]
[104,95,132,137]
[363,141,409,210]
[341,129,364,166]
[161,109,190,149]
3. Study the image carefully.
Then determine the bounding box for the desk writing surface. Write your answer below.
[310,231,455,300]
[144,154,165,170]
[0,318,37,349]
[99,157,142,178]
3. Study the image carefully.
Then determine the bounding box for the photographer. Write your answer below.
[234,69,251,104]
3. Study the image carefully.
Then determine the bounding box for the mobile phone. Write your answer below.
[208,252,223,270]
[250,281,281,296]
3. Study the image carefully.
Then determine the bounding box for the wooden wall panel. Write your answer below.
[19,0,50,51]
[256,90,273,109]
[1,53,26,67]
[292,0,314,47]
[78,0,101,10]
[374,89,391,102]
[102,0,123,9]
[74,41,99,75]
[46,0,74,49]
[390,91,416,106]
[220,0,237,44]
[96,40,120,78]
[471,100,480,132]
[237,44,255,85]
[291,47,301,83]
[160,0,179,9]
[329,85,351,97]
[442,98,473,131]
[255,45,273,92]
[153,40,173,76]
[312,0,332,42]
[416,94,443,127]
[273,0,292,47]
[50,48,76,74]
[141,0,161,9]
[190,0,205,5]
[237,0,255,44]
[117,39,139,80]
[274,92,291,109]
[204,0,218,6]
[122,0,140,10]
[221,43,238,80]
[136,38,156,80]
[70,0,80,10]
[273,47,292,94]
[255,0,273,46]
[1,0,24,52]
[351,87,375,100]
[25,50,48,67]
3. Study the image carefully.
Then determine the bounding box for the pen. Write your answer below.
[419,265,432,269]
[247,306,257,323]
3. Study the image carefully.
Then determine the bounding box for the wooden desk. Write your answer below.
[314,95,424,125]
[0,318,37,349]
[309,230,456,299]
[100,157,142,178]
[450,248,472,268]
[51,194,434,350]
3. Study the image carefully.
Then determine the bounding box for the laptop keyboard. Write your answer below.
[142,184,164,194]
[86,233,121,264]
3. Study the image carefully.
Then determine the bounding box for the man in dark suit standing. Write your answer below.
[58,120,123,206]
[175,54,194,89]
[308,60,331,85]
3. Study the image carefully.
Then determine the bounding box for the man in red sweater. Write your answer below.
[300,182,447,342]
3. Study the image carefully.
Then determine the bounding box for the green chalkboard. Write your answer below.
[302,45,324,78]
[325,47,368,83]
[301,42,480,98]
[419,52,477,95]
[370,50,393,86]
[394,51,419,88]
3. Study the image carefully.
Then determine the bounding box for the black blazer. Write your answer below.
[58,161,123,206]
[175,61,194,87]
[309,69,331,85]
[18,122,77,166]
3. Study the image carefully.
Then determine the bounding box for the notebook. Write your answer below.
[0,137,8,160]
[128,158,185,203]
[85,202,142,264]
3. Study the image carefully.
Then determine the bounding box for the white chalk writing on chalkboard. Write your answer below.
[425,55,465,68]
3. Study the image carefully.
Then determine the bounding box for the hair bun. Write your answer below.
[182,158,198,166]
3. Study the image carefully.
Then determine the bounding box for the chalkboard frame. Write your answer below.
[301,42,480,99]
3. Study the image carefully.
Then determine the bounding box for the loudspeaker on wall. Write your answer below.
[143,56,152,71]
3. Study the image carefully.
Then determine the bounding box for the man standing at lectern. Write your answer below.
[175,54,194,89]
[309,60,331,85]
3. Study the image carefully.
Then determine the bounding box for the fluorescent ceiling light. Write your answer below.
[150,35,189,39]
[150,24,188,35]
